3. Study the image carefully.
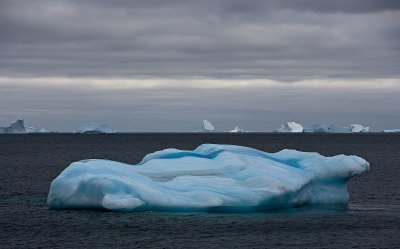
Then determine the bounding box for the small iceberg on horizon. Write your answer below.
[304,123,370,133]
[75,122,116,134]
[274,122,304,133]
[202,120,215,132]
[0,119,52,134]
[48,144,369,212]
[304,124,351,133]
[0,119,27,134]
[382,129,400,133]
[38,128,51,133]
[230,126,245,133]
[351,124,370,133]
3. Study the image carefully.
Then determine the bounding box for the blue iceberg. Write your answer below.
[47,144,369,212]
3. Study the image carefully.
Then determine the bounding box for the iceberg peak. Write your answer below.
[202,120,215,132]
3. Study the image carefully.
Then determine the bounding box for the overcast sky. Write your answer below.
[0,0,399,131]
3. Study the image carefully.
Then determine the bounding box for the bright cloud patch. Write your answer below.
[0,77,399,90]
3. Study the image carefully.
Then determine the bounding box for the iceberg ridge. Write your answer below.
[48,144,369,212]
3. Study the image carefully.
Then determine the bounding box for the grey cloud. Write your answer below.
[271,0,400,13]
[222,0,400,14]
[0,0,399,81]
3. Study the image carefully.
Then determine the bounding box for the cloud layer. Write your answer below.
[1,0,399,82]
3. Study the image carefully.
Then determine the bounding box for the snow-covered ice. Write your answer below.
[48,144,369,212]
[274,122,303,133]
[75,122,115,134]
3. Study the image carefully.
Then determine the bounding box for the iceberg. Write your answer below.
[351,124,370,133]
[383,129,400,133]
[202,120,215,132]
[274,122,303,133]
[305,124,370,133]
[0,119,53,134]
[75,122,115,134]
[362,127,370,132]
[304,124,351,133]
[0,119,27,134]
[48,144,369,212]
[38,128,51,133]
[230,126,245,133]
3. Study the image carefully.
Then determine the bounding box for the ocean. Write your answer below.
[0,133,399,248]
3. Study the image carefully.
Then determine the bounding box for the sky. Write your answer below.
[0,0,399,132]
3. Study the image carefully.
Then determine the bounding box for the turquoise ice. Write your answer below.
[48,144,369,212]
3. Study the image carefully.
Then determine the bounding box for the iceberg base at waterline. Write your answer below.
[48,144,370,212]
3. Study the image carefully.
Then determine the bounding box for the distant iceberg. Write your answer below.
[305,124,347,133]
[383,129,400,133]
[304,123,369,133]
[75,122,115,134]
[202,120,215,132]
[304,124,351,133]
[351,124,370,133]
[0,119,53,134]
[38,128,51,133]
[0,119,27,134]
[48,144,369,212]
[274,122,303,133]
[230,126,245,133]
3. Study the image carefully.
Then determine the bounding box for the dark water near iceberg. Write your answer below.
[0,133,399,248]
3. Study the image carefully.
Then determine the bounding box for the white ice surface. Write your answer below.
[48,144,369,212]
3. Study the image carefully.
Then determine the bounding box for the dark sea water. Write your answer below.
[0,133,399,248]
